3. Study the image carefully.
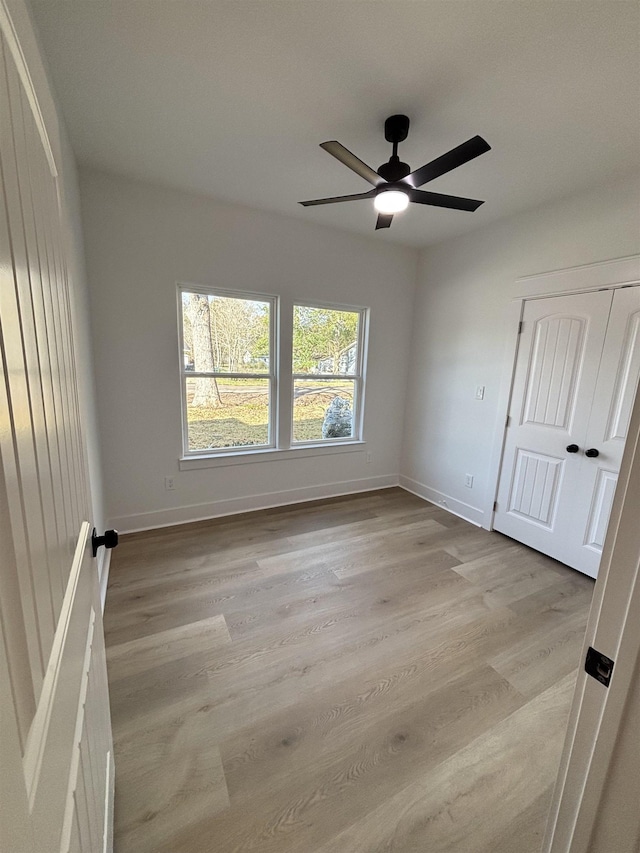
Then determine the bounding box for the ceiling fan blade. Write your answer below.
[406,135,491,188]
[375,213,394,230]
[299,189,376,207]
[409,189,484,211]
[320,141,383,186]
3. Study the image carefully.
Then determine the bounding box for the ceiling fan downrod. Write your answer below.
[377,114,411,182]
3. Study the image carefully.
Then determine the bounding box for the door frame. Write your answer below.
[483,254,640,532]
[544,333,640,851]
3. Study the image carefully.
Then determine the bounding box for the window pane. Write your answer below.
[293,305,359,375]
[186,377,270,450]
[293,379,355,442]
[182,292,271,373]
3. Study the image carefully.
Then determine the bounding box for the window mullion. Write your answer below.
[181,373,189,456]
[355,375,364,441]
[278,295,293,450]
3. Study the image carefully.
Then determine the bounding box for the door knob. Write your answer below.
[92,527,119,558]
[566,444,579,453]
[585,448,600,458]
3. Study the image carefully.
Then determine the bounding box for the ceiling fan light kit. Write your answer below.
[374,189,409,214]
[300,114,491,231]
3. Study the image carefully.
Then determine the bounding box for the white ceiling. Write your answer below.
[30,1,640,249]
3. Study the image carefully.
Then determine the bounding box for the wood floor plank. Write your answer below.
[182,667,525,853]
[113,713,230,853]
[451,543,570,608]
[107,501,376,587]
[226,550,464,640]
[104,560,328,645]
[284,503,443,549]
[105,489,594,853]
[256,517,449,577]
[311,672,577,853]
[482,788,555,853]
[219,664,524,807]
[106,614,231,681]
[332,536,459,580]
[489,608,588,698]
[507,571,594,618]
[109,589,514,741]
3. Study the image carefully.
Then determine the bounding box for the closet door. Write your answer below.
[494,286,640,577]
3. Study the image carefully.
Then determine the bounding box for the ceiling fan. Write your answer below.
[300,115,490,230]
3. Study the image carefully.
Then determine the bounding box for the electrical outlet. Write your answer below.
[366,452,373,464]
[465,474,474,488]
[164,476,175,491]
[475,385,485,400]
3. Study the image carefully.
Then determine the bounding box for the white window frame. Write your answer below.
[291,300,368,447]
[177,284,277,457]
[177,288,370,466]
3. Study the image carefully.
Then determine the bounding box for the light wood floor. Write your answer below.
[104,488,594,853]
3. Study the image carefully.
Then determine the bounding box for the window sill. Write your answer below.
[179,441,366,470]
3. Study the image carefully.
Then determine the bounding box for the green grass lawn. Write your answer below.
[188,416,325,448]
[187,387,350,449]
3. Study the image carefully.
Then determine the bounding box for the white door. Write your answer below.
[0,26,113,853]
[494,286,640,577]
[544,336,640,853]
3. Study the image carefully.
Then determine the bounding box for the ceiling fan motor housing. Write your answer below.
[377,158,411,182]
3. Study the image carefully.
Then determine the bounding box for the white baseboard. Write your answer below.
[399,475,485,527]
[110,475,400,534]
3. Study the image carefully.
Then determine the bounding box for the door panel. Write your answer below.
[604,312,640,442]
[522,315,585,429]
[23,524,94,839]
[0,22,113,853]
[584,469,618,551]
[11,80,68,602]
[507,449,564,527]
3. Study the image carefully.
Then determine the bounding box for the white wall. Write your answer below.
[59,131,106,538]
[401,172,640,526]
[80,168,417,532]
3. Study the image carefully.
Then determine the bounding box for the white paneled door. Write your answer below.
[494,286,640,577]
[0,25,113,853]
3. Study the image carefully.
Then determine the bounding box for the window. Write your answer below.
[179,287,367,458]
[292,303,365,444]
[179,287,275,454]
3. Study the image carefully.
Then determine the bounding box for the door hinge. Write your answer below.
[518,320,524,334]
[585,646,614,688]
[493,500,498,511]
[506,414,511,428]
